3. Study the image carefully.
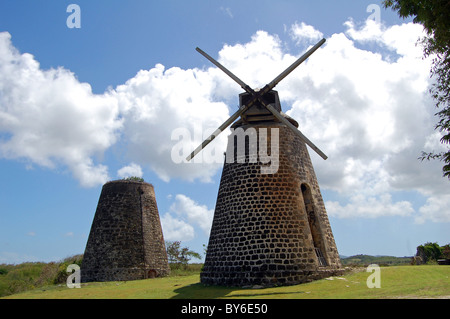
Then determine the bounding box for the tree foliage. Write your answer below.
[416,242,445,263]
[383,0,450,179]
[441,244,450,259]
[165,241,201,269]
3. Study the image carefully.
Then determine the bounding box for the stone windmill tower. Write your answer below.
[81,180,170,282]
[187,39,342,287]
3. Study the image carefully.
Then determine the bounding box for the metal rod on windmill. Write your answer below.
[186,38,328,162]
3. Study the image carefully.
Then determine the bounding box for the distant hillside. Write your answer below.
[341,254,412,266]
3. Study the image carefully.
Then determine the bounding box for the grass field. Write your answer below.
[2,265,449,299]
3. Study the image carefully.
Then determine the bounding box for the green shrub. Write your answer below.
[123,176,145,182]
[53,255,83,284]
[0,254,83,297]
[417,242,444,263]
[3,263,47,296]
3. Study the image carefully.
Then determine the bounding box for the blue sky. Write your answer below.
[0,1,448,264]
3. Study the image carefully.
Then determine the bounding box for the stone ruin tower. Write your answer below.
[81,180,170,282]
[187,41,343,287]
[200,113,342,287]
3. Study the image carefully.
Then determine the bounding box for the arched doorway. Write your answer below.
[301,183,328,266]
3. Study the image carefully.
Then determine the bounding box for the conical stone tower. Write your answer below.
[82,180,170,282]
[188,40,343,287]
[200,116,343,287]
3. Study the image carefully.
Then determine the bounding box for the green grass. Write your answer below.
[3,265,449,299]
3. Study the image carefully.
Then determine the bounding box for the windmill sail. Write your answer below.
[187,38,327,161]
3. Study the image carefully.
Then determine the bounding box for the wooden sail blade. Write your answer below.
[264,103,328,160]
[267,38,326,91]
[185,106,246,162]
[196,47,253,92]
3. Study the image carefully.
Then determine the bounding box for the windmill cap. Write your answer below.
[231,111,299,128]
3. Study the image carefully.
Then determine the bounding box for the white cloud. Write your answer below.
[0,32,121,187]
[326,193,414,219]
[160,213,195,242]
[344,19,424,59]
[281,20,448,223]
[207,19,448,223]
[0,32,229,186]
[289,22,324,46]
[117,163,143,179]
[0,19,448,224]
[216,31,288,90]
[417,195,450,224]
[160,194,213,242]
[169,194,213,235]
[114,64,229,183]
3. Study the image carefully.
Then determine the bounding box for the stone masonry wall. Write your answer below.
[81,180,170,282]
[200,120,342,287]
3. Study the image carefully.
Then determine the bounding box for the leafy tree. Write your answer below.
[383,0,450,179]
[441,244,450,259]
[165,241,201,269]
[417,242,443,262]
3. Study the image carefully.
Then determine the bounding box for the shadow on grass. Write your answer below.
[171,282,308,299]
[171,282,234,299]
